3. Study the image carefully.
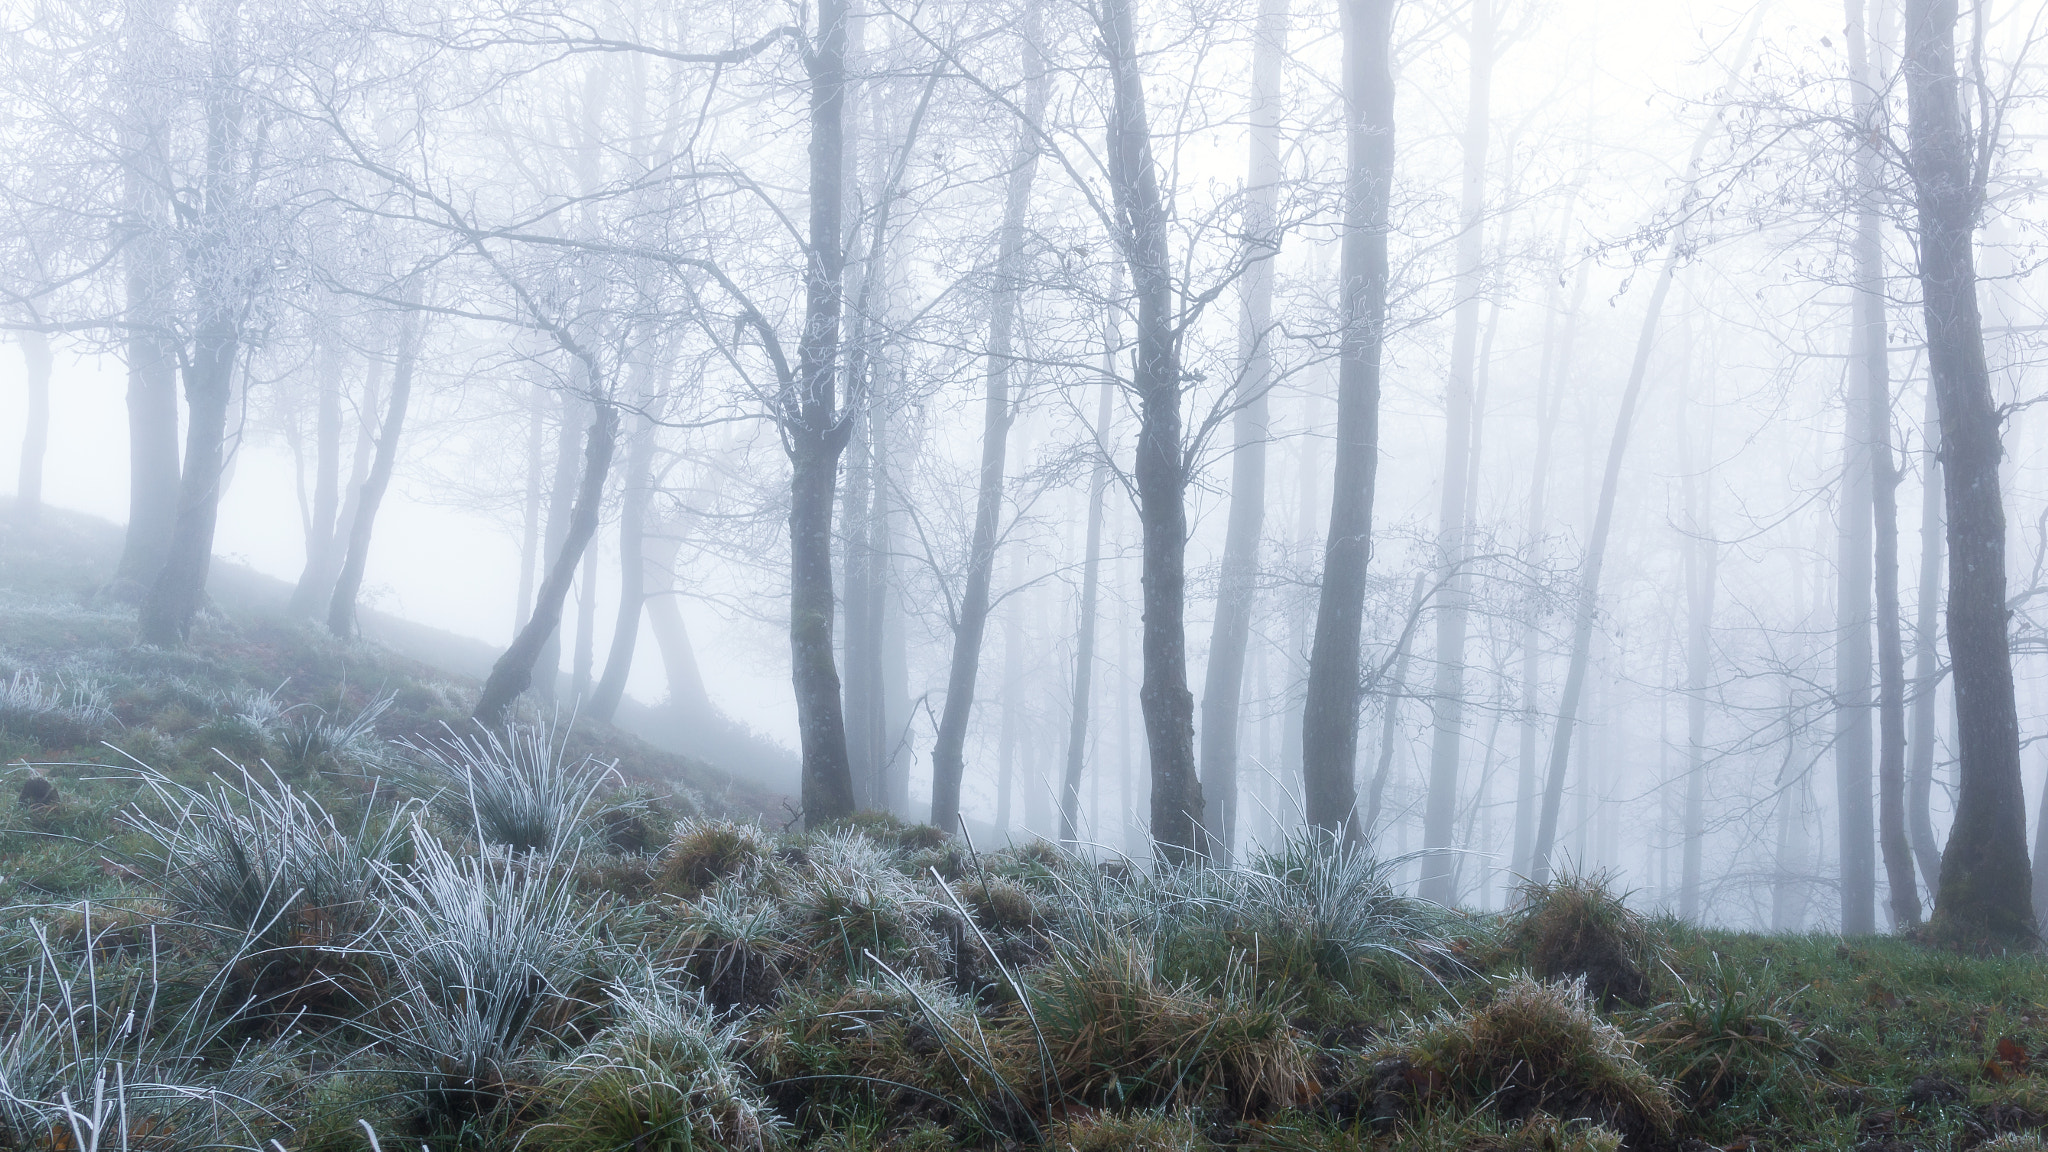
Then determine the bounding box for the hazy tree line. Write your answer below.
[1,0,2044,945]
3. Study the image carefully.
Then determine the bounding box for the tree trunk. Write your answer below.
[1062,378,1115,846]
[928,7,1048,832]
[1837,310,1880,936]
[326,312,420,639]
[288,345,344,617]
[1848,0,1920,931]
[15,329,51,517]
[1363,572,1426,841]
[590,406,658,721]
[572,529,600,701]
[1909,380,1945,892]
[842,407,880,804]
[115,0,180,592]
[786,0,858,827]
[1514,257,1583,878]
[514,385,546,632]
[1528,13,1759,884]
[474,400,619,727]
[645,524,713,722]
[1198,0,1288,865]
[1419,0,1493,905]
[1301,0,1393,847]
[1679,375,1716,922]
[535,391,584,703]
[1903,0,2035,946]
[1099,0,1203,864]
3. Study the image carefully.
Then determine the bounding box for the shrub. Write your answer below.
[400,719,616,857]
[1375,973,1676,1141]
[0,669,114,747]
[785,829,941,978]
[276,692,393,778]
[531,980,786,1152]
[666,889,790,1013]
[1504,873,1656,1007]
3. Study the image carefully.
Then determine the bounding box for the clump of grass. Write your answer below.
[1025,932,1319,1117]
[666,888,790,1013]
[1375,973,1676,1142]
[0,669,115,747]
[658,819,774,898]
[785,829,941,978]
[120,759,410,964]
[1635,956,1830,1113]
[276,692,393,778]
[400,719,616,856]
[1504,872,1656,1007]
[378,834,610,1122]
[531,979,787,1152]
[1048,1108,1214,1151]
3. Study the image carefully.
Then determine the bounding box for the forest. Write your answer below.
[0,0,2046,1147]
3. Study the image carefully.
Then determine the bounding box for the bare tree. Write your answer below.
[1301,0,1394,846]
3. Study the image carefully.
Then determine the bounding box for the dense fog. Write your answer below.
[4,0,2045,939]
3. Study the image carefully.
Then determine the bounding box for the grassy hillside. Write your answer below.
[2,508,2047,1152]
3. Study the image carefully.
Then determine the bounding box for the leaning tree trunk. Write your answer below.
[1528,12,1759,884]
[1101,0,1204,863]
[1301,0,1394,846]
[474,398,618,727]
[1419,0,1494,905]
[590,399,659,722]
[785,0,858,827]
[1061,377,1116,846]
[644,521,713,723]
[534,391,584,704]
[1848,0,1920,930]
[1198,0,1288,865]
[1903,0,2035,946]
[1908,379,1945,893]
[327,311,420,639]
[928,8,1048,832]
[1362,572,1426,840]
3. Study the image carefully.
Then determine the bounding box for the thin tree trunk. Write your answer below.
[996,589,1024,836]
[1679,371,1716,921]
[929,6,1048,831]
[1904,0,2035,945]
[1419,0,1493,904]
[786,0,858,827]
[1528,13,1760,883]
[1848,0,1920,931]
[1837,309,1880,935]
[572,530,600,701]
[1363,572,1427,840]
[1100,0,1203,863]
[326,312,420,639]
[474,400,619,727]
[289,345,344,617]
[534,390,582,703]
[843,408,880,803]
[514,385,545,633]
[1062,378,1115,845]
[1301,0,1393,846]
[15,330,51,517]
[1199,0,1288,865]
[590,406,658,721]
[1909,379,1945,893]
[1514,256,1583,878]
[644,525,713,722]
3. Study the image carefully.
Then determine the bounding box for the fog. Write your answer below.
[4,0,2045,938]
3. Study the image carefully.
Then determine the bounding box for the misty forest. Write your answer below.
[2,0,2048,1147]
